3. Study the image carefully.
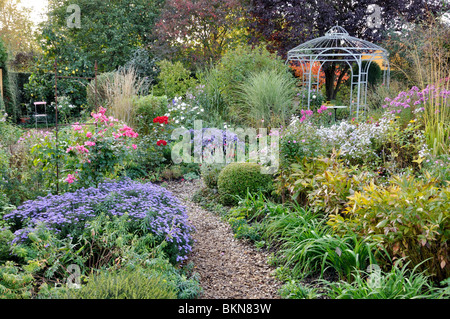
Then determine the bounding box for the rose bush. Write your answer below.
[31,107,139,190]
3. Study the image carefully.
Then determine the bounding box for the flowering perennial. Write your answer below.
[316,115,392,160]
[5,179,194,263]
[382,84,450,115]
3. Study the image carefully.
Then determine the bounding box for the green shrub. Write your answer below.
[201,44,291,123]
[227,216,264,242]
[225,192,288,244]
[195,67,227,126]
[306,154,375,216]
[0,228,14,263]
[0,121,23,148]
[330,174,450,282]
[120,47,159,93]
[152,60,198,100]
[217,163,273,205]
[65,266,177,299]
[0,261,35,299]
[133,94,168,135]
[275,156,328,205]
[200,163,226,189]
[216,45,289,108]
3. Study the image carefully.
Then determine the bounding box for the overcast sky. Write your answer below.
[18,0,48,25]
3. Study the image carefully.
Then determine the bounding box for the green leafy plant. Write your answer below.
[307,154,375,216]
[276,156,328,205]
[1,130,52,204]
[322,260,438,299]
[0,228,14,263]
[264,205,378,280]
[133,94,168,135]
[152,60,198,100]
[0,261,35,299]
[331,174,450,282]
[279,280,322,299]
[224,191,290,243]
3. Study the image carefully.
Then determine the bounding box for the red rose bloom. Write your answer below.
[153,116,169,124]
[157,139,167,146]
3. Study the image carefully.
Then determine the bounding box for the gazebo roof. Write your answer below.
[287,26,389,59]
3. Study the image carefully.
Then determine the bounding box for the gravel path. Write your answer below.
[165,179,283,299]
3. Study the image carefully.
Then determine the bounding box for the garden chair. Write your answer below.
[33,101,48,129]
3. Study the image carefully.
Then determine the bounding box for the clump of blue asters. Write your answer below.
[4,179,193,263]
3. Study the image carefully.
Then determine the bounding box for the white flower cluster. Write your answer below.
[0,112,7,122]
[167,96,204,126]
[316,115,393,160]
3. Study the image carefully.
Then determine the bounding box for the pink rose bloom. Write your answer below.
[72,122,82,131]
[132,144,137,150]
[65,174,77,184]
[84,141,96,147]
[75,144,89,154]
[86,132,93,138]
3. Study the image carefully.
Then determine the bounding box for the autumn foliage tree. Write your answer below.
[154,0,248,69]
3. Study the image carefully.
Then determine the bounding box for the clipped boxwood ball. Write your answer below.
[217,163,273,205]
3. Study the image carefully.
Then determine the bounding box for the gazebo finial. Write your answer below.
[325,25,349,37]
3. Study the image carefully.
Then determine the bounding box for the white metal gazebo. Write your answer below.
[286,25,390,118]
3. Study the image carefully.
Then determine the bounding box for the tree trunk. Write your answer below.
[324,62,336,101]
[324,62,350,101]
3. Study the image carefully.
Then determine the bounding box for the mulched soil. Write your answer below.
[165,179,283,299]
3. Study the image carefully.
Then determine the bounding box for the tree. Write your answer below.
[154,0,249,69]
[46,0,165,72]
[248,0,449,101]
[0,37,16,120]
[25,0,165,110]
[0,0,37,55]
